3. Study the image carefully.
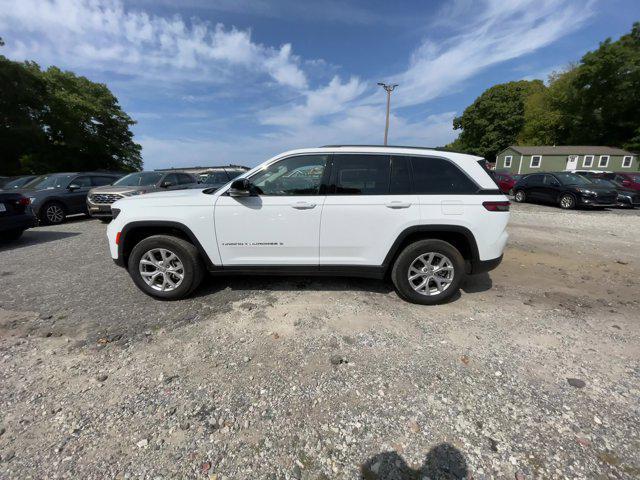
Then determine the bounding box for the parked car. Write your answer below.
[0,193,36,242]
[493,172,518,195]
[198,166,249,191]
[513,172,618,209]
[590,172,640,192]
[0,175,38,191]
[17,172,123,225]
[87,171,199,221]
[579,175,640,208]
[106,146,509,305]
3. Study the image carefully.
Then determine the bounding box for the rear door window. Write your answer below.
[411,157,478,194]
[163,174,179,186]
[177,173,194,184]
[329,154,390,195]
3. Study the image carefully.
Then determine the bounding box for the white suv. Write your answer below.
[106,146,509,305]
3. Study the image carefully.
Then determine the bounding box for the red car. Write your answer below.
[588,172,640,191]
[493,173,519,195]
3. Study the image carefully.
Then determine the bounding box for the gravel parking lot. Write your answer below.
[1,203,639,479]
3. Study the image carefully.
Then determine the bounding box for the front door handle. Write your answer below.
[385,201,411,209]
[291,201,316,209]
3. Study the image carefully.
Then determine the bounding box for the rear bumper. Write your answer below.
[468,254,503,275]
[0,213,36,232]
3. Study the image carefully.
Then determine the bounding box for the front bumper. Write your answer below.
[87,203,114,218]
[468,255,503,275]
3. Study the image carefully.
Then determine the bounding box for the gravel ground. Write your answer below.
[1,203,639,479]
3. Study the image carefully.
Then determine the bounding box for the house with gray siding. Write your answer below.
[495,146,639,174]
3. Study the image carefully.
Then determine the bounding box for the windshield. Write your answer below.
[2,177,34,189]
[554,172,592,186]
[114,172,163,187]
[588,178,617,188]
[26,174,74,189]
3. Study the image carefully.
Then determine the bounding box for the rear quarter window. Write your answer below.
[411,157,478,194]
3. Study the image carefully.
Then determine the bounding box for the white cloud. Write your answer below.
[0,0,595,167]
[0,0,307,88]
[365,0,595,107]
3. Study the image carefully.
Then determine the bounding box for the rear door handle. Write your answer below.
[291,201,316,209]
[385,201,411,209]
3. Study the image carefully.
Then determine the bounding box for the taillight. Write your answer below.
[17,197,30,206]
[115,231,122,245]
[483,201,510,212]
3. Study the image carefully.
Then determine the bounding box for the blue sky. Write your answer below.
[1,0,638,168]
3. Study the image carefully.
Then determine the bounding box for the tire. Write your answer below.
[40,201,66,225]
[391,239,465,305]
[127,235,205,300]
[0,229,24,242]
[514,190,526,203]
[559,193,576,210]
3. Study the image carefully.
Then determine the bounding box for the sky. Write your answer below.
[1,0,639,169]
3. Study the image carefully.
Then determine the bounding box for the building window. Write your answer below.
[598,155,609,168]
[583,155,594,168]
[504,156,512,168]
[530,155,542,168]
[622,156,633,168]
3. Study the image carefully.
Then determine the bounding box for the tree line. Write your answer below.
[1,42,142,176]
[446,22,640,161]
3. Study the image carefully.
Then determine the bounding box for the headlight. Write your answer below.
[577,189,595,196]
[122,190,145,196]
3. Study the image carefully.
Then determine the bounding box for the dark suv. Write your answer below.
[87,171,199,221]
[513,172,618,209]
[18,172,122,224]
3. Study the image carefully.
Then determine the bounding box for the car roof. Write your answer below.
[270,145,485,161]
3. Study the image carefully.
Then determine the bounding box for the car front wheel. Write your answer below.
[127,235,205,300]
[559,193,576,209]
[391,239,465,305]
[40,201,66,225]
[514,190,526,203]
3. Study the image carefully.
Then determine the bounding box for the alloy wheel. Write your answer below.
[139,248,185,292]
[407,252,454,296]
[515,191,525,202]
[46,204,64,223]
[560,195,574,209]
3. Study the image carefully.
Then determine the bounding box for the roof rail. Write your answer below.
[319,145,480,156]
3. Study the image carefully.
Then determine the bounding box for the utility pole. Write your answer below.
[377,82,398,145]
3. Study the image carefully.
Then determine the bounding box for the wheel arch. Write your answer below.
[117,221,214,269]
[382,225,480,275]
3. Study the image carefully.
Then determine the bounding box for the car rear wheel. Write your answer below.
[559,194,576,209]
[391,239,465,305]
[514,190,526,203]
[127,235,205,300]
[40,201,66,225]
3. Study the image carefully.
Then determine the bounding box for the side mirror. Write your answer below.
[228,178,253,197]
[161,181,173,188]
[68,184,80,191]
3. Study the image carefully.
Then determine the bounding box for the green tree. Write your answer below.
[560,22,640,150]
[0,57,142,175]
[447,80,545,160]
